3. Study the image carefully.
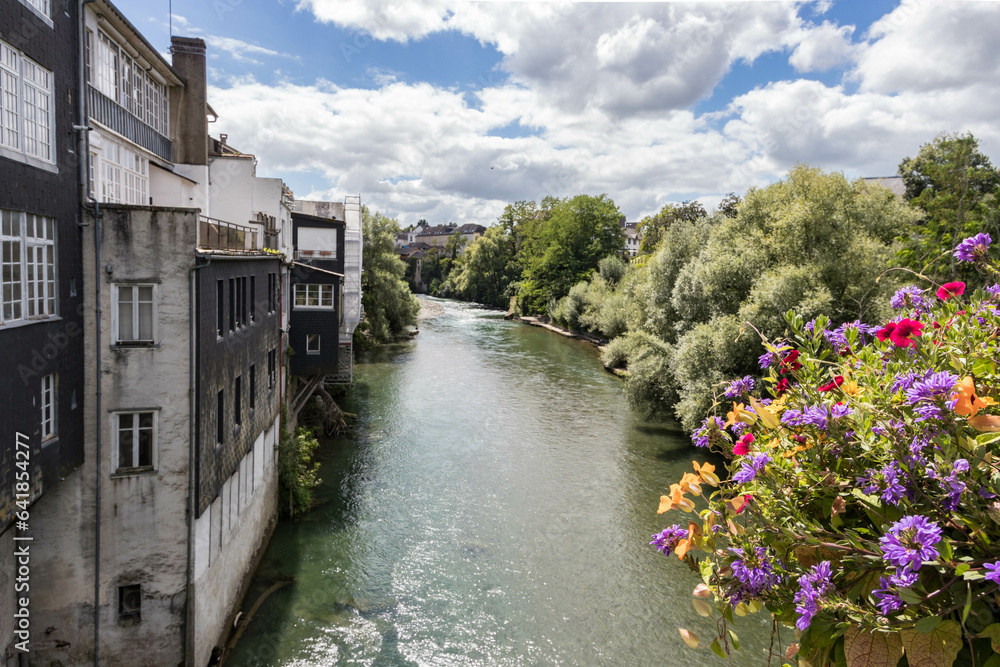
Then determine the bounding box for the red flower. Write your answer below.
[818,376,845,392]
[775,377,790,396]
[733,433,754,456]
[937,282,965,300]
[781,350,802,372]
[735,494,752,514]
[876,321,897,342]
[889,318,924,348]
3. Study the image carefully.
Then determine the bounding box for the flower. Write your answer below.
[649,524,689,556]
[879,515,943,572]
[876,321,896,343]
[873,577,906,615]
[818,376,845,392]
[775,377,791,396]
[952,376,994,417]
[890,286,932,314]
[781,405,829,431]
[988,284,1000,299]
[733,433,754,456]
[781,350,802,372]
[692,416,726,449]
[937,282,966,300]
[905,371,960,405]
[889,319,924,348]
[984,561,1000,585]
[733,453,772,484]
[729,547,783,603]
[758,351,777,369]
[953,233,992,262]
[724,375,755,399]
[857,461,906,506]
[794,561,833,631]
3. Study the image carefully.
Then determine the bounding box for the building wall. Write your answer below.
[27,206,200,666]
[192,415,279,667]
[207,155,255,225]
[195,258,281,517]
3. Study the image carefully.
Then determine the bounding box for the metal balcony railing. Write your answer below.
[198,216,261,253]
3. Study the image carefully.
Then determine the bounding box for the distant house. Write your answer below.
[620,220,642,257]
[414,223,486,253]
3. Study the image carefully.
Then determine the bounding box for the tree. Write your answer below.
[444,231,467,259]
[637,200,707,252]
[717,192,741,219]
[356,206,420,348]
[517,194,625,313]
[897,132,1000,282]
[440,225,518,307]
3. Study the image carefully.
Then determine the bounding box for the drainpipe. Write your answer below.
[186,254,211,665]
[76,2,101,665]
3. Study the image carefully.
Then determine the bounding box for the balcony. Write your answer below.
[88,86,172,162]
[198,216,266,254]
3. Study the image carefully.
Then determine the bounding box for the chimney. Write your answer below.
[171,36,208,166]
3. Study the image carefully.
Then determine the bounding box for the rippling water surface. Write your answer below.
[227,298,772,666]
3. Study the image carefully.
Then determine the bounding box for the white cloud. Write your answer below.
[206,36,301,65]
[202,1,1000,226]
[789,21,856,72]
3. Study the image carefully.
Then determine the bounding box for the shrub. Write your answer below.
[278,426,322,518]
[652,236,1000,666]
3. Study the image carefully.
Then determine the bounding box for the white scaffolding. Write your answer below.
[326,194,362,385]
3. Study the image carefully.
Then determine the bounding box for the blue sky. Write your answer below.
[112,0,1000,226]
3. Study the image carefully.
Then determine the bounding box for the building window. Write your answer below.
[268,348,276,388]
[113,284,155,344]
[239,276,247,327]
[1,210,56,324]
[268,272,278,313]
[91,30,168,136]
[294,284,333,309]
[249,364,256,412]
[229,278,235,332]
[41,373,55,440]
[306,334,320,355]
[234,375,242,427]
[216,390,224,446]
[115,411,154,472]
[216,279,224,337]
[94,134,148,205]
[118,584,141,625]
[250,275,255,322]
[0,40,55,164]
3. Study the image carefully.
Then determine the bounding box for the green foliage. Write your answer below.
[438,226,519,307]
[658,278,1000,666]
[598,254,627,286]
[356,206,420,348]
[897,132,1000,285]
[638,200,708,253]
[278,426,322,518]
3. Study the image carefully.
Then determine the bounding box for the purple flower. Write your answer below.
[829,403,853,421]
[724,375,756,399]
[953,233,992,262]
[987,284,1000,299]
[693,416,726,449]
[889,568,919,588]
[873,577,906,615]
[879,515,943,572]
[904,371,959,404]
[649,524,689,556]
[794,561,833,631]
[954,459,970,473]
[733,453,772,484]
[782,405,830,431]
[984,562,1000,585]
[938,461,969,511]
[890,286,932,314]
[858,461,907,506]
[872,420,905,439]
[759,351,777,369]
[890,369,933,394]
[826,321,879,353]
[729,547,783,603]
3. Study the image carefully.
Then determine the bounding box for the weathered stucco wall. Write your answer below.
[192,415,279,666]
[27,206,199,666]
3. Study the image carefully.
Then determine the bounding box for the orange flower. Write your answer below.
[953,376,994,417]
[675,521,703,560]
[658,484,685,514]
[693,461,720,486]
[678,472,702,495]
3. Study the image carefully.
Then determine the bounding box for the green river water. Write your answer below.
[226,298,774,666]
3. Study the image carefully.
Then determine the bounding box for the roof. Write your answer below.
[416,224,458,236]
[456,224,486,234]
[94,0,184,86]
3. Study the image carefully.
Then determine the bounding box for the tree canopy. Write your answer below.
[356,206,420,348]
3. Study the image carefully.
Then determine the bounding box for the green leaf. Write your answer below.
[710,638,726,659]
[963,584,973,625]
[984,653,1000,667]
[844,626,904,667]
[900,619,963,667]
[956,563,971,576]
[727,629,740,651]
[914,616,942,634]
[692,598,713,618]
[976,624,1000,653]
[964,570,986,581]
[898,587,925,605]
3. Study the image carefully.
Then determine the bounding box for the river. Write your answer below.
[226,298,773,666]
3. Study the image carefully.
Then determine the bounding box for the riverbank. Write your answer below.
[506,311,630,377]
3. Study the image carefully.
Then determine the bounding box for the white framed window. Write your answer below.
[294,284,333,309]
[306,334,320,355]
[112,284,156,345]
[114,411,156,472]
[94,134,148,205]
[19,0,51,22]
[0,39,55,165]
[1,209,56,325]
[90,30,168,136]
[41,373,56,440]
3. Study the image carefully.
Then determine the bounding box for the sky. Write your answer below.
[113,0,1000,226]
